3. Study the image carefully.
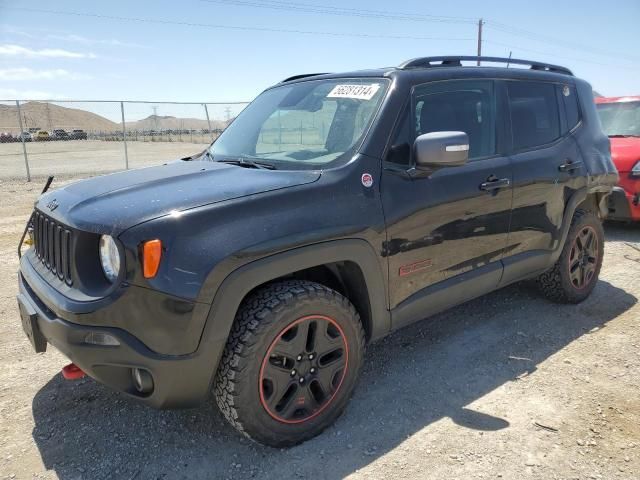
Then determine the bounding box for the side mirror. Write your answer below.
[414,131,469,171]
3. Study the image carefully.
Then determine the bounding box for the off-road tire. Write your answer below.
[214,280,365,447]
[537,209,604,303]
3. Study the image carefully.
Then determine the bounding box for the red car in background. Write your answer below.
[595,96,640,222]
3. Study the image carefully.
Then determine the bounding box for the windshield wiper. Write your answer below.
[218,158,277,170]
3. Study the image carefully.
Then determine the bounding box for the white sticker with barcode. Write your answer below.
[327,84,380,100]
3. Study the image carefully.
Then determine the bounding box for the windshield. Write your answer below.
[596,101,640,137]
[208,78,388,169]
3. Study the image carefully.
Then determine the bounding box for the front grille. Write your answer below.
[32,211,73,285]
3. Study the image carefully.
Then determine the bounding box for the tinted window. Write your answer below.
[414,80,496,159]
[560,84,581,131]
[508,81,560,150]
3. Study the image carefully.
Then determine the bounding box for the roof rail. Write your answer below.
[398,56,573,76]
[280,73,330,83]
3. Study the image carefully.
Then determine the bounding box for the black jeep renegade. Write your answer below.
[17,56,617,447]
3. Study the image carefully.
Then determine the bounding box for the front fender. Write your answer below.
[196,238,390,390]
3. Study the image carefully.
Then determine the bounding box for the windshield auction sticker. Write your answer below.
[327,84,380,100]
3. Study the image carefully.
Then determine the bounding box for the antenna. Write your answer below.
[476,18,484,65]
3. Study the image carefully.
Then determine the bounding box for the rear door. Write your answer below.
[501,79,586,285]
[381,79,513,322]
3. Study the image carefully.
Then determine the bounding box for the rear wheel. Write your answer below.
[214,280,365,447]
[537,209,604,303]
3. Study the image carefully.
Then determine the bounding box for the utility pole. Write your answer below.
[45,102,53,131]
[120,101,129,170]
[16,100,30,181]
[152,105,159,131]
[224,106,231,122]
[477,18,484,65]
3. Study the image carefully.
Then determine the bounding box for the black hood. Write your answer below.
[36,160,320,234]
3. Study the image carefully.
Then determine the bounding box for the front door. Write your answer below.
[381,79,513,325]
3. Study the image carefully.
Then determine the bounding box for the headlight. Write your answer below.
[632,161,640,177]
[99,235,120,282]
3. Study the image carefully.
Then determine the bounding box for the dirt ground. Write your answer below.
[0,175,638,480]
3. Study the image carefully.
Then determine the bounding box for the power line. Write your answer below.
[485,21,640,63]
[5,7,474,42]
[7,4,635,68]
[259,0,477,21]
[483,40,615,67]
[199,1,638,64]
[199,0,478,24]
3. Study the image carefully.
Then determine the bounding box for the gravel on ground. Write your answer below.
[0,176,638,480]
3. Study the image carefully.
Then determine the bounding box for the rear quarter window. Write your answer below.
[507,81,561,151]
[559,84,581,132]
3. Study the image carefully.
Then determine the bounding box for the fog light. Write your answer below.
[132,368,154,394]
[84,332,120,346]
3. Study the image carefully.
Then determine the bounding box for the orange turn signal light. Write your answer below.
[142,239,162,279]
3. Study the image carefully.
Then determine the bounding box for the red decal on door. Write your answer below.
[399,259,433,277]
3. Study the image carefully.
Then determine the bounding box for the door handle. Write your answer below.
[479,177,510,191]
[558,160,583,173]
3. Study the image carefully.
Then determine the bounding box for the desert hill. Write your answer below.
[125,115,227,131]
[0,103,230,134]
[0,101,118,133]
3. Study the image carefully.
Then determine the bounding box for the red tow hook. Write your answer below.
[62,363,86,380]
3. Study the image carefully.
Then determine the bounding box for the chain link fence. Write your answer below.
[0,100,249,181]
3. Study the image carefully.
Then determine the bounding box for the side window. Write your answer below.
[507,81,560,150]
[559,84,581,132]
[414,80,496,160]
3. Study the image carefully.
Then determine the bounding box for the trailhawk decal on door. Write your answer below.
[399,259,433,277]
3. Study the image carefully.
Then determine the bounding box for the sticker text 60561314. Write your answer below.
[327,84,381,101]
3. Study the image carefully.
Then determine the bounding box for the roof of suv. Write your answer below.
[279,56,576,86]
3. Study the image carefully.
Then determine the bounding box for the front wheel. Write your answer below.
[537,209,604,303]
[214,280,365,447]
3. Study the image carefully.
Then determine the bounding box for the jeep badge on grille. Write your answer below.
[46,199,58,211]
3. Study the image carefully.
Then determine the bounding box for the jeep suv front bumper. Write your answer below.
[17,266,218,409]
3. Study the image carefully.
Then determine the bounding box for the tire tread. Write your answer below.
[214,279,365,444]
[537,209,603,303]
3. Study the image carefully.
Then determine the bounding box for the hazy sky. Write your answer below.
[1,0,638,103]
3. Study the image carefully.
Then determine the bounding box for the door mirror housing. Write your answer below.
[414,131,469,171]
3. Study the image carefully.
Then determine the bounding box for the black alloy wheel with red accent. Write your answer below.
[214,280,365,447]
[538,209,604,303]
[260,314,348,424]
